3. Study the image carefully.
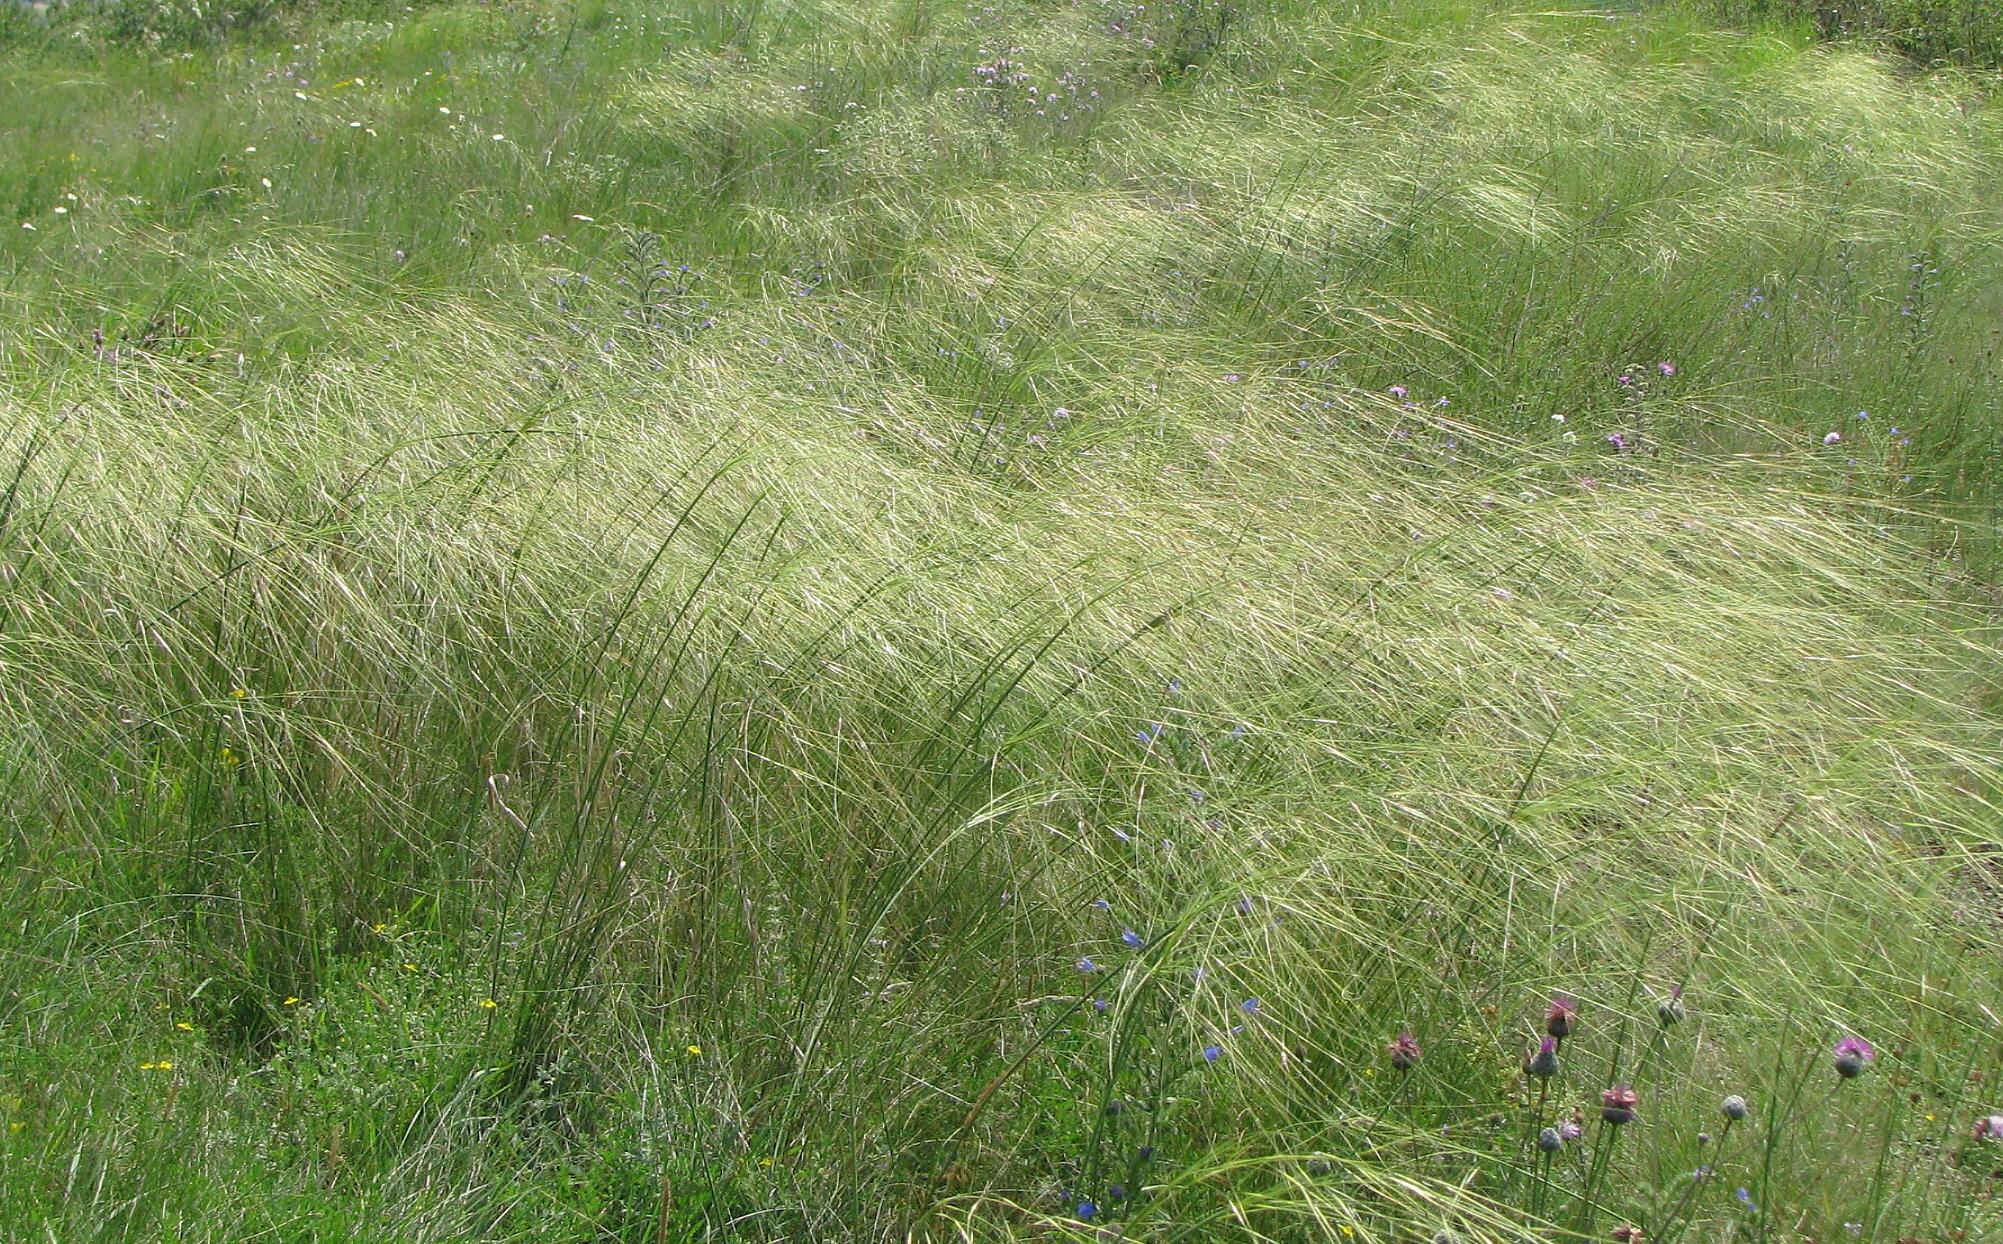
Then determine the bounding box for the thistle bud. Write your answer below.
[1834,1036,1876,1080]
[1600,1084,1639,1125]
[1545,995,1578,1040]
[1721,1094,1749,1122]
[1524,1037,1559,1079]
[1537,1127,1564,1153]
[1655,985,1685,1027]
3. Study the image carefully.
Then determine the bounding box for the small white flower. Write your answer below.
[492,133,506,141]
[1823,431,1842,446]
[261,177,273,189]
[244,145,257,153]
[439,106,451,114]
[52,206,67,214]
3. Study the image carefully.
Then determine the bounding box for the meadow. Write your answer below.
[2,0,2002,1240]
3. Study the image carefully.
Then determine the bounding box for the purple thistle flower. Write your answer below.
[1387,1030,1422,1072]
[1525,1037,1559,1078]
[1657,361,1676,376]
[1545,996,1578,1040]
[1834,1035,1875,1079]
[1600,1084,1639,1125]
[1973,1114,2003,1140]
[1560,1117,1584,1142]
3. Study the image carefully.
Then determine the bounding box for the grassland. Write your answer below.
[2,1,2002,1240]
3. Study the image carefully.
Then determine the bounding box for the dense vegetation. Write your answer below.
[2,0,2001,1240]
[1696,0,2003,68]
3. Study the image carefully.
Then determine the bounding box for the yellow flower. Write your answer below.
[401,962,418,972]
[8,1121,23,1132]
[685,1044,702,1057]
[758,1157,774,1168]
[230,686,249,699]
[139,1060,173,1071]
[175,1021,194,1032]
[282,997,300,1006]
[219,745,240,766]
[480,998,498,1009]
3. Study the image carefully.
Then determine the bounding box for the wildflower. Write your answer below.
[1721,1094,1749,1121]
[1972,1114,2003,1140]
[1607,432,1628,451]
[1091,899,1111,912]
[1121,929,1145,950]
[139,1060,173,1071]
[1823,431,1843,446]
[282,996,300,1006]
[1388,385,1408,400]
[1545,996,1578,1039]
[1560,1110,1585,1142]
[1137,1146,1155,1162]
[1657,361,1676,376]
[1834,1035,1875,1079]
[1078,958,1098,974]
[686,1044,702,1056]
[1107,1184,1126,1201]
[175,1021,194,1032]
[1202,1044,1223,1063]
[1600,1084,1639,1125]
[1656,985,1685,1027]
[1387,1030,1422,1072]
[1093,998,1109,1013]
[1736,1187,1758,1213]
[1077,1201,1097,1221]
[1613,1227,1645,1244]
[479,998,498,1010]
[1524,1037,1559,1079]
[1537,1127,1564,1152]
[1241,998,1260,1015]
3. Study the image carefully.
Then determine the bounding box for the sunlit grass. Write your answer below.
[1,1,2001,1240]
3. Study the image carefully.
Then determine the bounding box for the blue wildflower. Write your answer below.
[1078,958,1098,974]
[1077,1201,1097,1221]
[1091,899,1111,912]
[1122,929,1145,949]
[1092,998,1109,1013]
[1736,1188,1758,1213]
[1241,998,1260,1014]
[1203,1044,1223,1063]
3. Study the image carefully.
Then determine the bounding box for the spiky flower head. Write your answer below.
[1537,1127,1564,1153]
[1834,1036,1876,1080]
[1545,995,1578,1039]
[1387,1030,1422,1072]
[1524,1036,1560,1079]
[1600,1084,1639,1125]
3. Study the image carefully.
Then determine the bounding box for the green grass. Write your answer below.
[2,0,2002,1240]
